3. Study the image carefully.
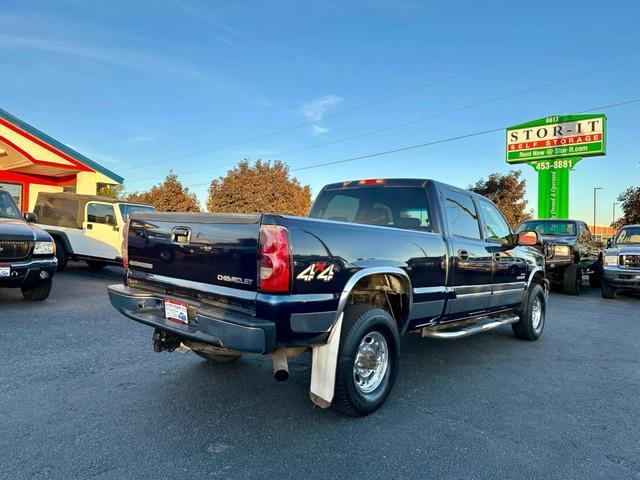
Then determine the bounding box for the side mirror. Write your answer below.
[517,230,541,247]
[24,212,37,223]
[104,214,115,225]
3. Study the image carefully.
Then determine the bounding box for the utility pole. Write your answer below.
[593,187,602,237]
[612,201,618,225]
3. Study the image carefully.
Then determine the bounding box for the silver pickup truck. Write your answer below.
[602,224,640,298]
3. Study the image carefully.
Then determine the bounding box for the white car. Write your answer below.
[33,192,154,270]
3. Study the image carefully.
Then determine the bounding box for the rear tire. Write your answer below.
[53,238,69,272]
[512,283,546,341]
[562,264,582,295]
[21,277,53,301]
[332,305,400,417]
[601,281,618,299]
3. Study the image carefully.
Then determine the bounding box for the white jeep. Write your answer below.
[33,192,154,271]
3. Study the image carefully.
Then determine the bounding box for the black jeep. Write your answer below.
[0,188,57,301]
[516,219,602,295]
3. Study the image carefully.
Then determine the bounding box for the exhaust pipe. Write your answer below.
[272,349,289,382]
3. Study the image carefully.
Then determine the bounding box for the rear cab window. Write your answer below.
[310,185,433,232]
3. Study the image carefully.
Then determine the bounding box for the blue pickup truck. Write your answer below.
[108,178,548,416]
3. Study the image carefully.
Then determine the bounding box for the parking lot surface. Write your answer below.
[1,264,639,479]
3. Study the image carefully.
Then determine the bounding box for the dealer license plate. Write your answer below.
[164,299,189,324]
[0,266,10,278]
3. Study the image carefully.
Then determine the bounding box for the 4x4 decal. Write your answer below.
[296,262,335,282]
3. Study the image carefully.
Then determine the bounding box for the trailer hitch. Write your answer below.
[152,329,181,352]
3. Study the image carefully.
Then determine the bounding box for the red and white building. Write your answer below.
[0,108,123,213]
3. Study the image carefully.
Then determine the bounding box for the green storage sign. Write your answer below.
[506,114,606,164]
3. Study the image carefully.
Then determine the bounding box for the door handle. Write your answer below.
[458,249,469,260]
[172,227,191,243]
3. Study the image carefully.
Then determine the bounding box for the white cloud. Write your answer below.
[299,95,343,122]
[311,125,330,137]
[0,32,205,80]
[299,95,343,137]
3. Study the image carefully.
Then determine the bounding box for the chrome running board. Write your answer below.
[420,315,520,340]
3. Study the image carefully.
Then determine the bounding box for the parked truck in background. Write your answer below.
[108,178,548,416]
[601,224,640,298]
[516,219,602,295]
[0,187,57,301]
[33,192,154,271]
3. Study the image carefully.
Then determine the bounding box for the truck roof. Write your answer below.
[320,178,493,203]
[323,178,431,190]
[521,219,581,223]
[34,192,150,206]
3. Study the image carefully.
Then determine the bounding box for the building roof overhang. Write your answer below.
[0,108,124,184]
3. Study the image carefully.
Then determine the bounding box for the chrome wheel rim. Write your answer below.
[531,296,543,331]
[353,331,388,394]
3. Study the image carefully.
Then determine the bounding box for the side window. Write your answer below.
[87,203,115,225]
[581,223,591,241]
[445,190,481,239]
[478,200,511,242]
[322,194,359,222]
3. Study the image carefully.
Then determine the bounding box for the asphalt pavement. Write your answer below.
[1,263,639,480]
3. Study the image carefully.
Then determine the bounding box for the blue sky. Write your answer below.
[1,0,639,224]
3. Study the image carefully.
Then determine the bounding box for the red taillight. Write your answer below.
[258,225,290,293]
[357,179,385,185]
[121,220,130,268]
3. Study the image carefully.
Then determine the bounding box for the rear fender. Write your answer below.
[309,266,411,408]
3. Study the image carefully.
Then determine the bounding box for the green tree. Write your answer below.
[207,160,312,216]
[469,170,532,228]
[97,183,124,199]
[612,186,640,228]
[126,172,200,212]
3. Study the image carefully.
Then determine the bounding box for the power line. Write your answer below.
[118,58,511,172]
[125,61,627,186]
[181,96,640,186]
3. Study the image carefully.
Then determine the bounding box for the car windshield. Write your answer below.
[615,227,640,244]
[517,220,577,236]
[0,190,21,219]
[119,203,155,221]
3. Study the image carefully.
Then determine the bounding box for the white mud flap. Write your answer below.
[309,313,343,408]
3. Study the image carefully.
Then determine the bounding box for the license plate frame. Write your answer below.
[164,299,189,324]
[0,266,10,278]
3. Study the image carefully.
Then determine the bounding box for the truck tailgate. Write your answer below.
[127,212,261,293]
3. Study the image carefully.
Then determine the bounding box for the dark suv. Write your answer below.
[516,219,602,295]
[0,188,57,301]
